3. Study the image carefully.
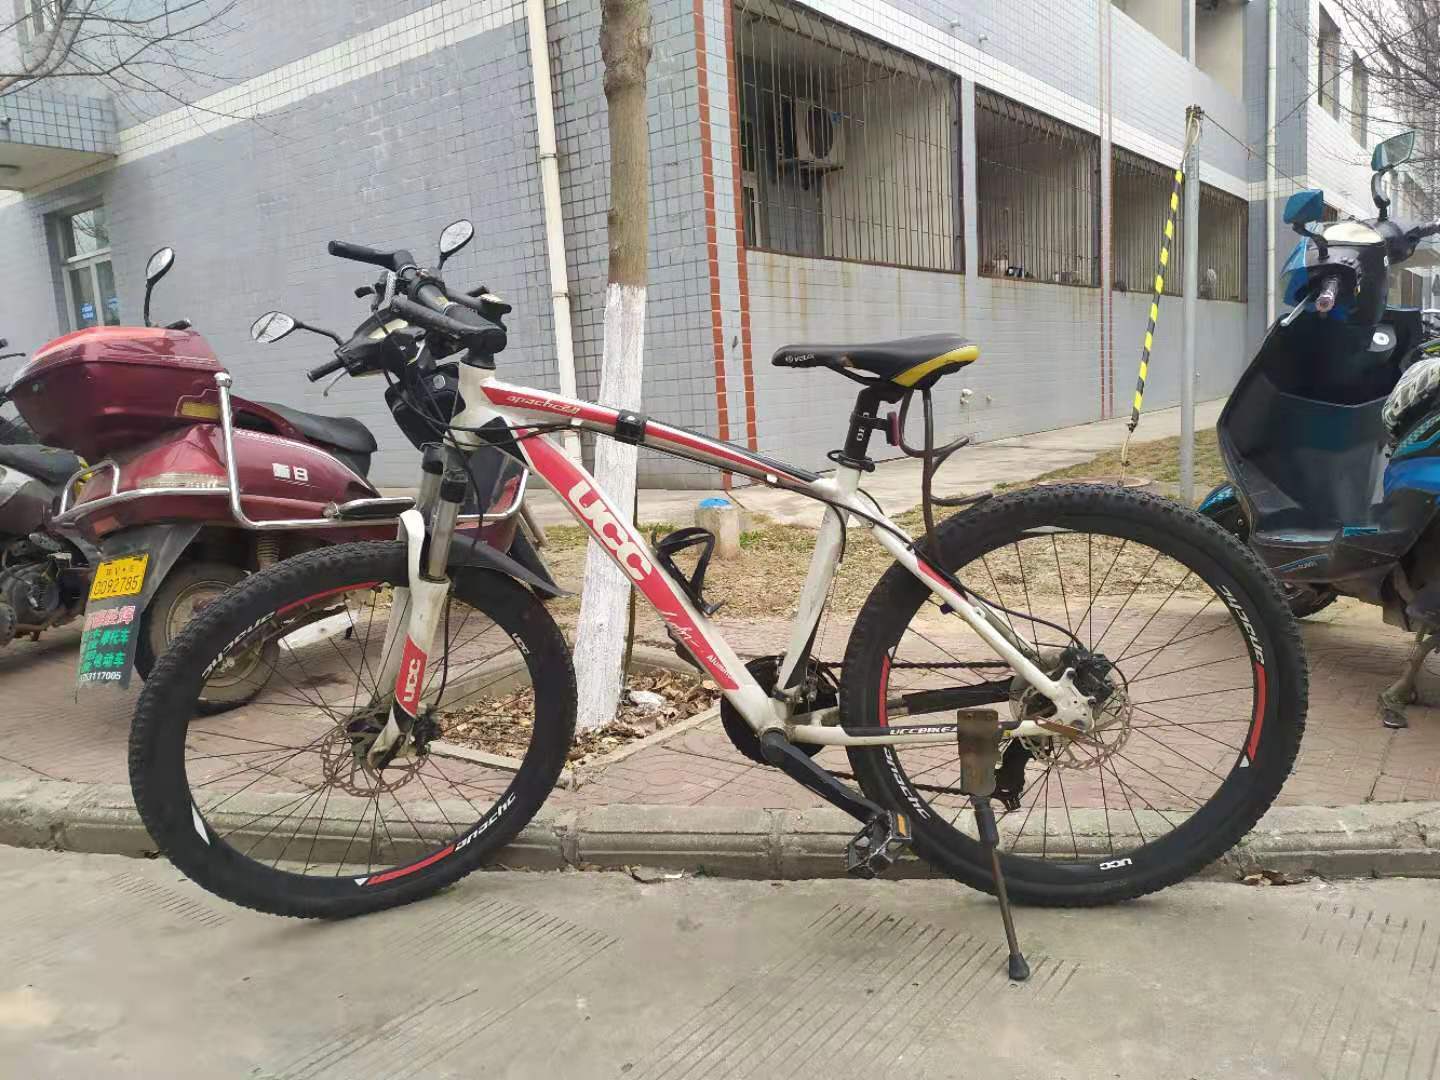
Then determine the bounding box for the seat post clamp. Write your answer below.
[614,410,649,446]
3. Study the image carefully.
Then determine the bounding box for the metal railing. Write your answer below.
[54,373,526,530]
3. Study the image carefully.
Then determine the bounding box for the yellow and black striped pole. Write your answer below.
[1129,166,1183,433]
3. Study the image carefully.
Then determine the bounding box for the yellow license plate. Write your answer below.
[89,554,150,602]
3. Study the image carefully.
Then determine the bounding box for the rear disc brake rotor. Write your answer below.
[1008,648,1133,771]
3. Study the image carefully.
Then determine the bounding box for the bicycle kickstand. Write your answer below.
[957,712,1030,982]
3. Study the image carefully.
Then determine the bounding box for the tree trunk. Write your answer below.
[573,0,652,733]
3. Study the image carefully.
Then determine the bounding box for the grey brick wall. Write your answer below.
[1,0,732,488]
[0,0,1313,493]
[747,251,1247,474]
[0,86,116,155]
[1,14,554,485]
[548,0,724,487]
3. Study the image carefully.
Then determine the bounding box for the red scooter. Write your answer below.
[3,225,555,704]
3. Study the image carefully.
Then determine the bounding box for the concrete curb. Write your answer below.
[4,777,1440,881]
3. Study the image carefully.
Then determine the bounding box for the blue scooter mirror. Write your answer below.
[1372,131,1416,172]
[1283,189,1326,227]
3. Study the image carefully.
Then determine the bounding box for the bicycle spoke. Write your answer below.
[1051,534,1073,636]
[870,499,1271,893]
[1131,703,1246,750]
[1090,550,1162,652]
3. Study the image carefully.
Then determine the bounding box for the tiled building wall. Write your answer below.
[1,0,1329,489]
[0,87,116,155]
[0,0,728,487]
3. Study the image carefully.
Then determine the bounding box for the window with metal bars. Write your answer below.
[1113,148,1180,297]
[1198,185,1247,303]
[732,0,961,273]
[975,88,1099,287]
[1110,148,1246,303]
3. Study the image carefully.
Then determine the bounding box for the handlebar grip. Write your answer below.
[1316,275,1341,314]
[327,240,397,269]
[307,356,346,382]
[391,296,507,353]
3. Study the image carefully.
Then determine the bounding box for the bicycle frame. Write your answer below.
[372,365,1093,748]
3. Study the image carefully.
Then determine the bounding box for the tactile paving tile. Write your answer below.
[630,904,1080,1080]
[261,897,615,1080]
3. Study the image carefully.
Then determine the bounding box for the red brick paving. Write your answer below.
[5,597,1440,821]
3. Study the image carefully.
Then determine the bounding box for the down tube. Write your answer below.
[514,431,780,728]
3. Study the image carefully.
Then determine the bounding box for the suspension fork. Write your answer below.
[368,448,469,765]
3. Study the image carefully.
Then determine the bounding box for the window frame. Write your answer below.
[732,0,963,275]
[974,87,1101,289]
[1317,10,1342,120]
[1351,57,1369,146]
[56,204,120,331]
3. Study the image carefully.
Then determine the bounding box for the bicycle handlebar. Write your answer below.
[327,241,416,272]
[390,295,507,354]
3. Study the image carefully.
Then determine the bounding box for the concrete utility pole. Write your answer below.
[1180,105,1202,505]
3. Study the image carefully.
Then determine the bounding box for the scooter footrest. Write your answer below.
[327,496,416,521]
[846,811,912,879]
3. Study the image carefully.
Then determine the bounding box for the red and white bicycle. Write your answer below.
[129,232,1307,979]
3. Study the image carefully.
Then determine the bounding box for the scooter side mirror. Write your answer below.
[437,219,474,269]
[1371,132,1416,221]
[142,246,176,328]
[251,311,297,344]
[1372,131,1416,172]
[1283,189,1325,228]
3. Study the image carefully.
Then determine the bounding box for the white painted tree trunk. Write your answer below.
[575,0,651,734]
[573,283,646,733]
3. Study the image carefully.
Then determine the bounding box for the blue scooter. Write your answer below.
[1199,130,1440,727]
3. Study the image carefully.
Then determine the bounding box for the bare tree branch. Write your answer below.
[0,0,238,98]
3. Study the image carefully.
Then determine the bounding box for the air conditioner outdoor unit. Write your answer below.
[781,98,845,170]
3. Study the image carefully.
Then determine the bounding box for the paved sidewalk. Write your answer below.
[7,394,1440,874]
[4,595,1440,814]
[4,846,1439,1078]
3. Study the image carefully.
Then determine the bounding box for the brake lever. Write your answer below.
[1280,293,1309,327]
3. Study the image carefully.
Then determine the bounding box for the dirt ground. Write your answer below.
[539,432,1227,621]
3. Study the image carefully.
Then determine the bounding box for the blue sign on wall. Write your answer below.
[80,303,95,321]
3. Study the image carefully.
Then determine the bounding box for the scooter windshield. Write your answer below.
[1281,238,1314,306]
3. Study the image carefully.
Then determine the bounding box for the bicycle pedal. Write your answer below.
[845,811,912,879]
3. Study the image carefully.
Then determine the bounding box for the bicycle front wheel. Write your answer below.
[129,541,576,918]
[841,485,1307,906]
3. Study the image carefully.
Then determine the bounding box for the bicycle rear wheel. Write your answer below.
[841,485,1307,906]
[129,541,576,918]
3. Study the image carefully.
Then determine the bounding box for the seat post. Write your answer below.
[835,385,903,471]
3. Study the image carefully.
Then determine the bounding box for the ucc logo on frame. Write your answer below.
[567,479,654,582]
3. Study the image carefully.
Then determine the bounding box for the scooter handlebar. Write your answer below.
[1315,275,1342,315]
[307,355,346,382]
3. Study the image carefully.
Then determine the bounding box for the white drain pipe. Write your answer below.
[1266,0,1278,325]
[526,0,581,460]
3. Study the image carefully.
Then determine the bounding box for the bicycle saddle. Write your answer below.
[771,333,978,390]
